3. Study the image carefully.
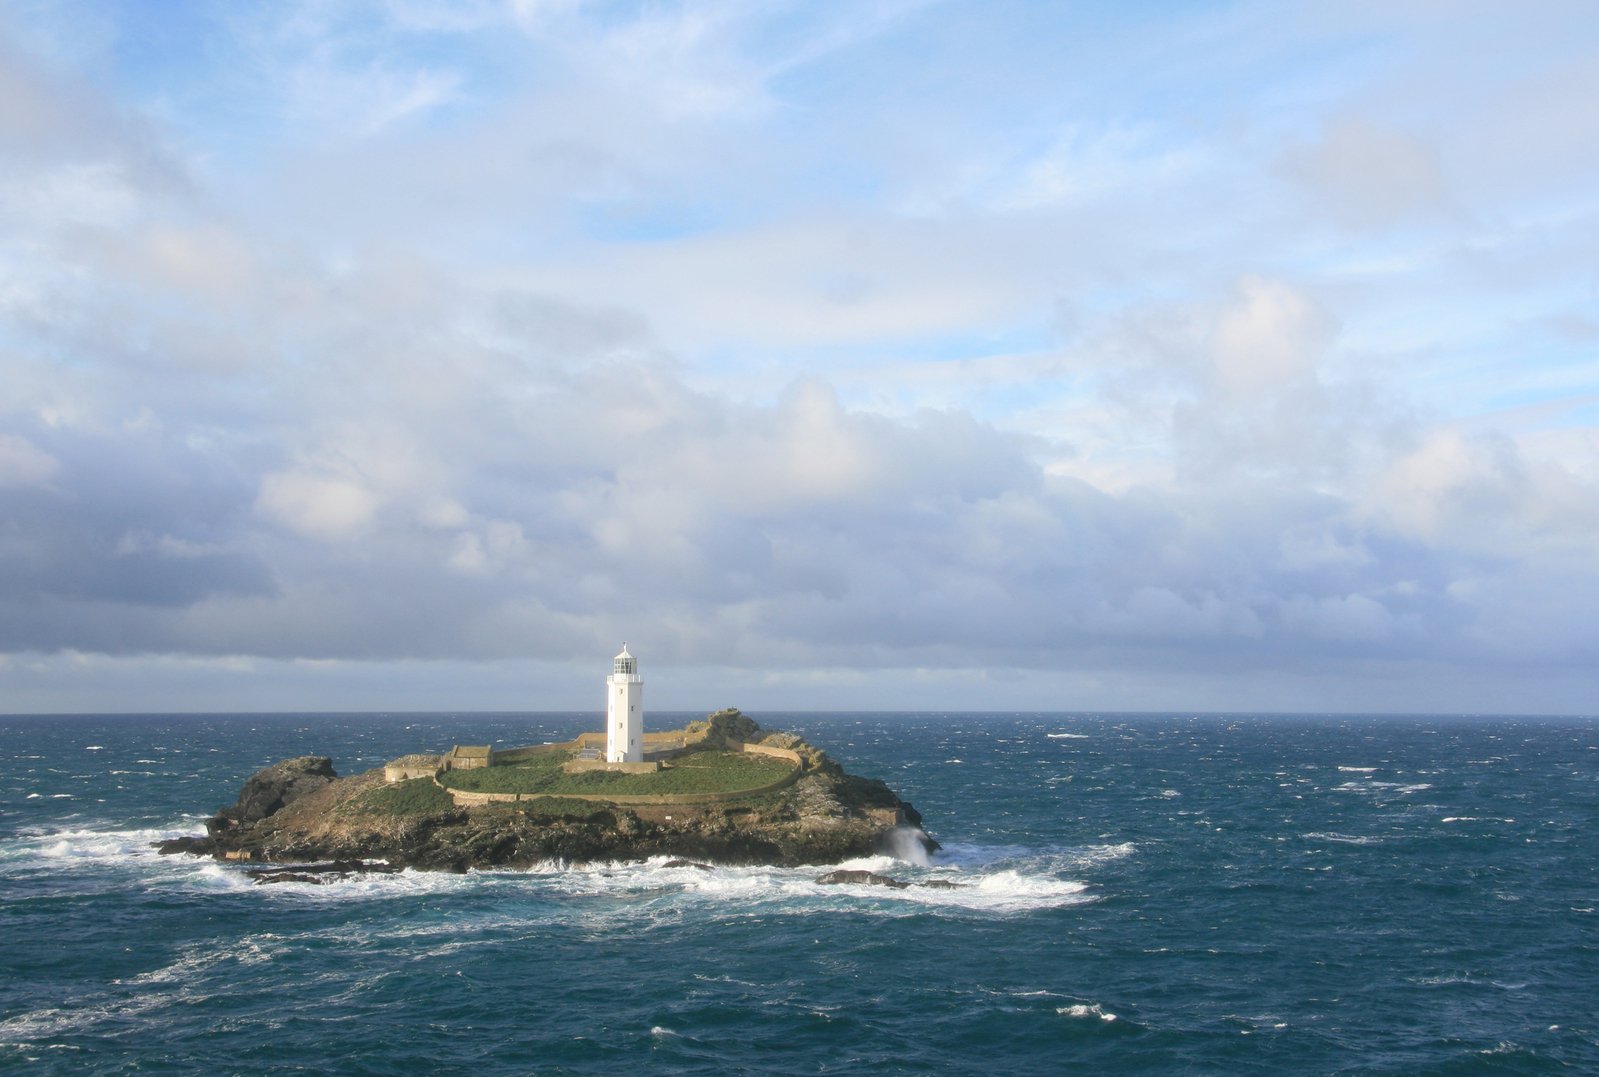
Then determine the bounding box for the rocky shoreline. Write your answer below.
[157,713,939,879]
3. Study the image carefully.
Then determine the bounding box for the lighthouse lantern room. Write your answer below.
[605,643,644,763]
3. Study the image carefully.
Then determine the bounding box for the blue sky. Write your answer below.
[1,1,1597,713]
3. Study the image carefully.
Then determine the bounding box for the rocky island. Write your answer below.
[158,709,938,878]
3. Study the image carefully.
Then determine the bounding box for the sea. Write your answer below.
[2,712,1596,1075]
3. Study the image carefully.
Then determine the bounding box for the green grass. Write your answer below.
[438,749,795,798]
[350,777,454,816]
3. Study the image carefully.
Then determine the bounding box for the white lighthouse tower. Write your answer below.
[605,642,644,763]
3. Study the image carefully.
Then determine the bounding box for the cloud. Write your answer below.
[1282,118,1446,228]
[1,3,1597,711]
[0,434,59,488]
[255,472,382,541]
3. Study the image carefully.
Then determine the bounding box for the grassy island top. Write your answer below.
[386,710,822,806]
[439,747,794,797]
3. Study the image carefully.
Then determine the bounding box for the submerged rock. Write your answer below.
[245,860,400,885]
[816,869,910,889]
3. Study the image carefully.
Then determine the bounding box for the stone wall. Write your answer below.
[493,738,585,763]
[562,759,661,775]
[383,755,442,782]
[434,759,804,808]
[733,742,804,767]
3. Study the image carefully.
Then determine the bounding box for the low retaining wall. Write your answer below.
[384,754,443,782]
[563,759,661,775]
[493,733,614,763]
[734,742,804,767]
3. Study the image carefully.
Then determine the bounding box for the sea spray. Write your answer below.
[881,825,936,866]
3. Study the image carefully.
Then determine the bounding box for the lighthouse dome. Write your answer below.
[612,643,636,676]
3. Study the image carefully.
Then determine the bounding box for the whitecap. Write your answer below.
[1067,842,1136,867]
[1302,832,1380,845]
[1337,766,1377,772]
[1047,733,1088,739]
[1057,1003,1117,1022]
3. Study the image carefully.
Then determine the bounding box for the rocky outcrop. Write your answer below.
[158,717,938,875]
[208,756,338,834]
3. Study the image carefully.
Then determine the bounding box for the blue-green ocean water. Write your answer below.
[2,712,1597,1074]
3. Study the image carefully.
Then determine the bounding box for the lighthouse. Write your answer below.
[605,642,644,763]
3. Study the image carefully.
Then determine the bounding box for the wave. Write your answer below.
[1333,780,1433,795]
[1057,1002,1117,1021]
[3,830,1103,919]
[1302,832,1382,845]
[1046,733,1089,739]
[495,854,1098,917]
[4,822,202,863]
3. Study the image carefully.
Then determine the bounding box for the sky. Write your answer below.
[1,1,1597,715]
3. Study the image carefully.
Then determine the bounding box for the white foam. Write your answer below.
[496,854,1099,917]
[1302,832,1381,845]
[14,824,192,862]
[1337,766,1377,773]
[1064,842,1136,868]
[1057,1003,1117,1022]
[5,820,1107,918]
[1047,733,1089,739]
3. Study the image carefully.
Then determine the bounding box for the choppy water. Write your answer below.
[2,712,1597,1074]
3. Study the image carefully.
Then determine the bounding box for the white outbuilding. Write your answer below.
[605,642,644,763]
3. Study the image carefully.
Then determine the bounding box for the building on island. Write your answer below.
[606,642,644,763]
[443,744,493,771]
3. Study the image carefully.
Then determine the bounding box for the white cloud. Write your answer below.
[255,471,381,540]
[0,433,59,488]
[1210,276,1332,399]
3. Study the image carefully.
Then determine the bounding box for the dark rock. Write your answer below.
[661,859,714,870]
[208,756,337,835]
[815,869,910,889]
[919,879,965,889]
[154,835,215,857]
[244,860,399,885]
[253,871,324,885]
